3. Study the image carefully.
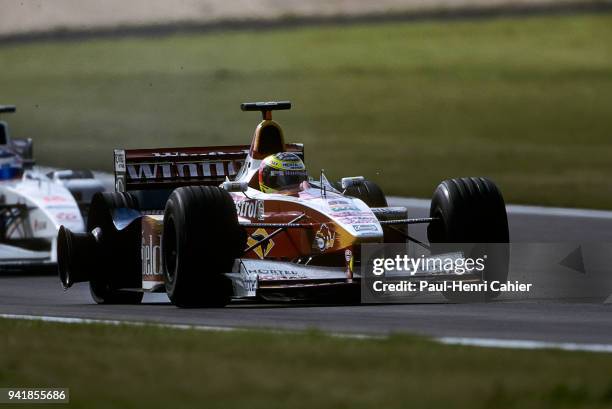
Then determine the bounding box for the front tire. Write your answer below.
[427,177,509,301]
[162,186,245,308]
[341,179,387,208]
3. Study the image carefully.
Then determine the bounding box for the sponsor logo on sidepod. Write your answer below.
[236,200,264,220]
[314,224,336,251]
[142,234,162,276]
[246,228,275,259]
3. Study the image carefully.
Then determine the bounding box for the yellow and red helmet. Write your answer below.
[258,152,308,193]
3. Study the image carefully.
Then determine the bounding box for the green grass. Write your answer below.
[1,318,612,409]
[1,14,612,208]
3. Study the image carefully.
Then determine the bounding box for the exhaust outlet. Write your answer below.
[57,225,99,288]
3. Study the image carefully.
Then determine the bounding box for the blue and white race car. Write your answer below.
[0,105,108,269]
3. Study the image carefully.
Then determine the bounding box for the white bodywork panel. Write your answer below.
[0,171,84,264]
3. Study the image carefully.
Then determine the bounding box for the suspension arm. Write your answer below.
[378,217,438,225]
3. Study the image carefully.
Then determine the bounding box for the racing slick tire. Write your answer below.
[87,192,144,304]
[341,179,388,207]
[427,177,509,301]
[162,186,245,308]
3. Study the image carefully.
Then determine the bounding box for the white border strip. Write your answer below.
[2,313,612,352]
[438,336,612,353]
[387,196,612,220]
[0,313,237,332]
[0,313,376,340]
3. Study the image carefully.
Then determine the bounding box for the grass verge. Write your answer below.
[2,318,612,408]
[0,14,611,207]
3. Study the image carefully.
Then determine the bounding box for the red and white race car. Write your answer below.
[58,101,509,306]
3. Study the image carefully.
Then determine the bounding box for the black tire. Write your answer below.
[87,192,143,304]
[427,177,509,301]
[341,180,388,207]
[162,186,245,308]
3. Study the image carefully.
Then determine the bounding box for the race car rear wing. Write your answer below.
[114,143,304,192]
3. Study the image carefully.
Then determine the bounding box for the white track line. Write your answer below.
[388,196,612,220]
[2,313,611,353]
[0,313,377,340]
[0,313,237,332]
[438,337,612,353]
[504,204,612,219]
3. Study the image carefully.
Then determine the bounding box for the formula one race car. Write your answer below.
[0,105,106,268]
[57,101,509,306]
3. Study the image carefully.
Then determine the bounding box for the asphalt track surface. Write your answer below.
[1,197,612,345]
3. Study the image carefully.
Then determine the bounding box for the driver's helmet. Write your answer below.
[258,152,308,193]
[0,147,22,180]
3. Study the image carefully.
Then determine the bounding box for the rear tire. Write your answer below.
[427,177,509,301]
[341,179,387,207]
[87,192,143,304]
[162,186,245,308]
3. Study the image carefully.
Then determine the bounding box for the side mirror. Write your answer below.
[341,176,365,190]
[221,180,249,193]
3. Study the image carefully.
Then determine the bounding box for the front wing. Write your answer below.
[225,258,481,302]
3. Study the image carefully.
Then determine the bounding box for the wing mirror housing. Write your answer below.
[221,180,249,193]
[341,176,365,190]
